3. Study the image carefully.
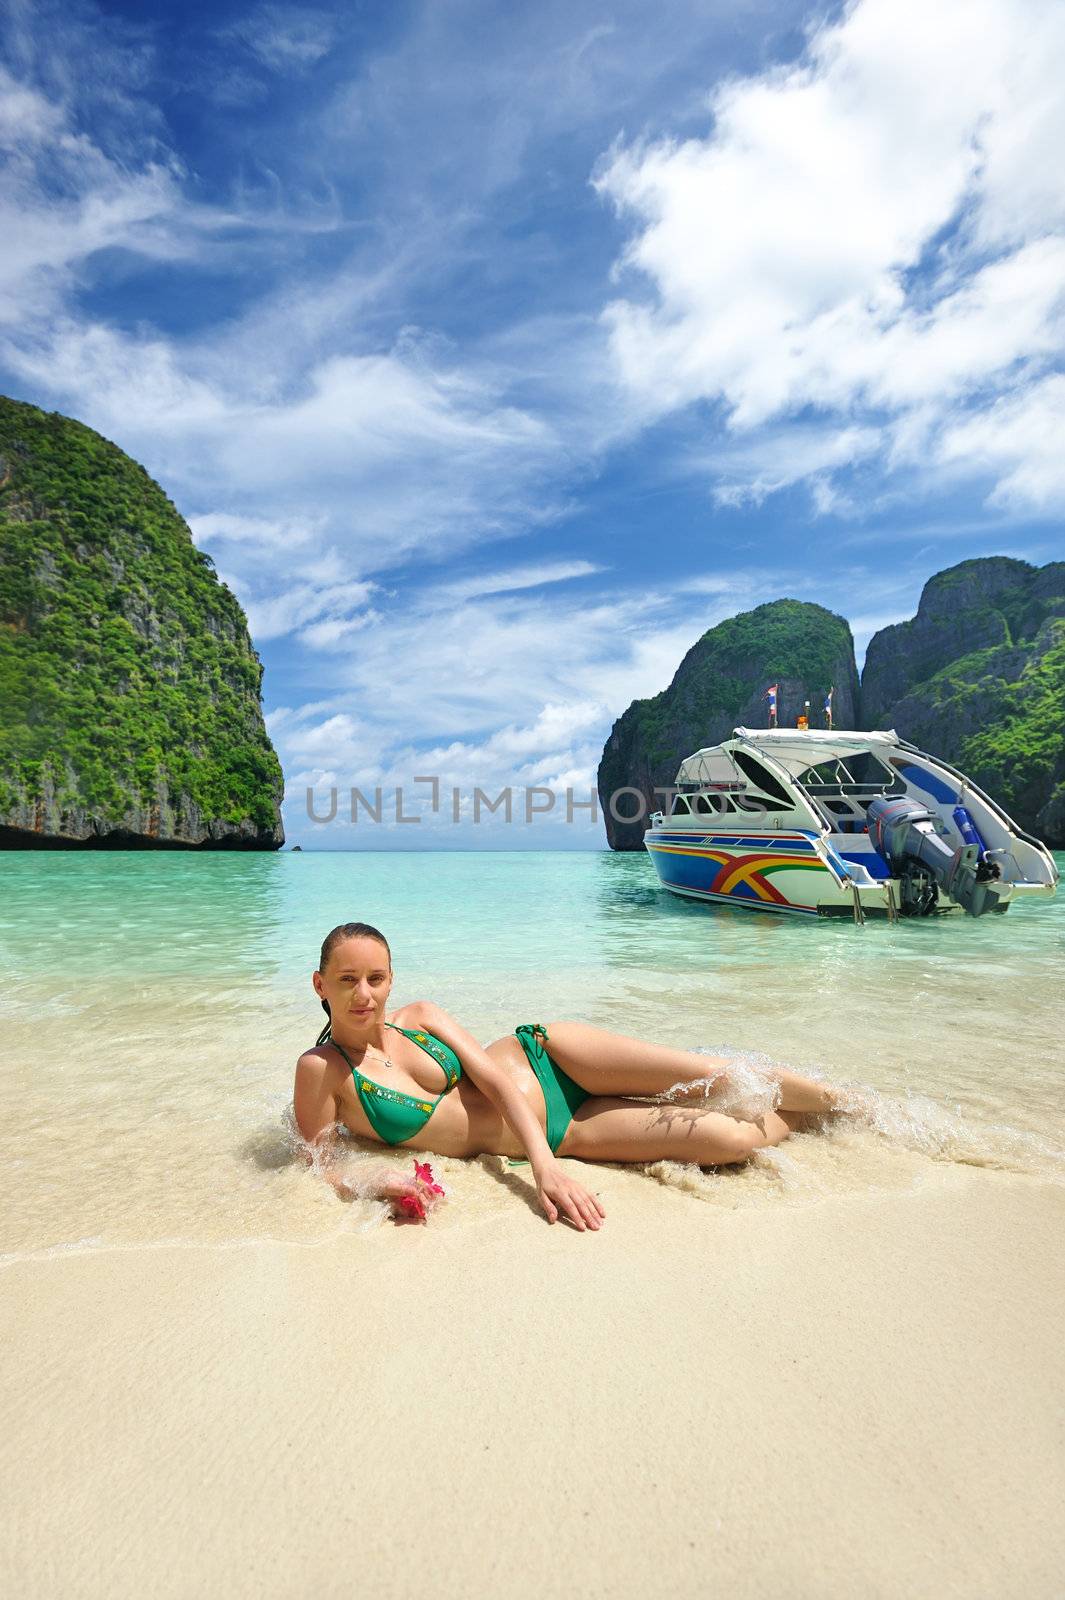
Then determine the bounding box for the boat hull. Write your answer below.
[643,829,931,917]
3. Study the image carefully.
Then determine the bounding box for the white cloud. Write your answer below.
[239,580,376,641]
[299,611,380,650]
[229,6,337,72]
[308,589,692,739]
[483,699,606,757]
[0,66,187,325]
[0,68,63,146]
[266,577,709,842]
[595,0,1065,512]
[677,568,784,598]
[938,373,1065,511]
[2,303,572,625]
[437,559,601,601]
[189,512,319,549]
[698,423,883,509]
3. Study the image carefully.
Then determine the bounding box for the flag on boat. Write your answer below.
[824,686,834,728]
[764,683,778,726]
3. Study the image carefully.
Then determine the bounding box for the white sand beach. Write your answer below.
[4,850,1064,1597]
[4,1163,1063,1600]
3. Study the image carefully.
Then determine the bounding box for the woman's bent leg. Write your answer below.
[557,1096,801,1165]
[539,1021,842,1114]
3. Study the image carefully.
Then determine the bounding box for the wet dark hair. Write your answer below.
[315,922,392,1046]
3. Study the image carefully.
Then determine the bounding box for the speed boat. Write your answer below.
[644,727,1059,919]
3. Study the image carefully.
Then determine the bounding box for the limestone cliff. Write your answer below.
[0,396,284,848]
[597,600,859,849]
[862,558,1065,846]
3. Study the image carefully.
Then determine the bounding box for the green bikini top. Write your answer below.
[326,1022,463,1146]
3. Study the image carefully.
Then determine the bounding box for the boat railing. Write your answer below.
[800,781,899,798]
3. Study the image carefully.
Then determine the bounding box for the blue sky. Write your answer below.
[2,0,1063,847]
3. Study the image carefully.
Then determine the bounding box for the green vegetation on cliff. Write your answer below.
[598,598,859,848]
[630,599,853,769]
[0,397,283,842]
[958,624,1064,769]
[862,558,1065,844]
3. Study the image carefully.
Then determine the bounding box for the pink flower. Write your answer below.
[413,1160,445,1195]
[397,1193,427,1221]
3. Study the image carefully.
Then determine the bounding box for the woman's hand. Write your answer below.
[534,1161,605,1231]
[376,1167,446,1224]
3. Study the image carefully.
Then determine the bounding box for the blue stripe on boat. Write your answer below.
[839,850,892,880]
[648,834,818,852]
[897,763,958,805]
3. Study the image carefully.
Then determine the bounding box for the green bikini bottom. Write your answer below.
[507,1023,590,1164]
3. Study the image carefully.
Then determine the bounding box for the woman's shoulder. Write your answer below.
[295,1041,343,1078]
[387,998,449,1031]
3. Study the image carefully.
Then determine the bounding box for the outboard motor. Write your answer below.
[867,796,1004,917]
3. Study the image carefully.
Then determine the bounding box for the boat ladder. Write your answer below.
[849,881,865,926]
[848,878,899,925]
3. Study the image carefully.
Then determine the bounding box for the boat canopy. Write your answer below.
[676,728,902,786]
[728,727,904,780]
[673,745,751,788]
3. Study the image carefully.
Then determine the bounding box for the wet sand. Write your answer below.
[3,1164,1063,1599]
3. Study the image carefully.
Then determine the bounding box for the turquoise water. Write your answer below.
[5,845,1063,981]
[2,850,1063,1255]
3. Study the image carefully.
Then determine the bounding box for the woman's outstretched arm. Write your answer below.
[292,1051,442,1219]
[397,1002,604,1232]
[292,1049,355,1193]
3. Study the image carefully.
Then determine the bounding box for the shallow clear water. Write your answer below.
[1,849,1062,1256]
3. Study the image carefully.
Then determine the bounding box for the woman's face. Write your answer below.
[313,935,393,1027]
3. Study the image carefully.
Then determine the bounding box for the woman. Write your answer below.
[293,921,848,1231]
